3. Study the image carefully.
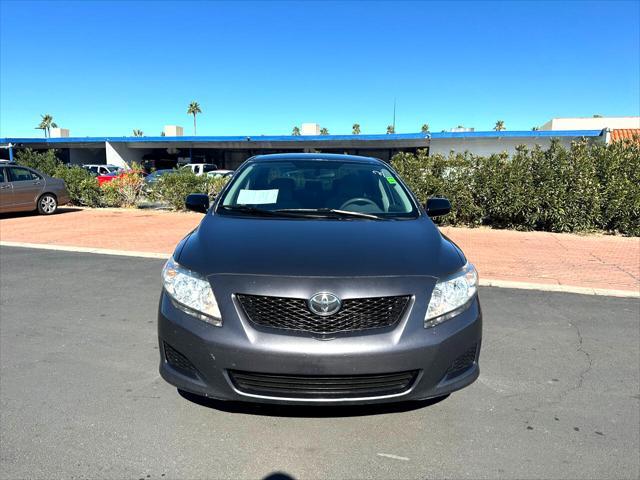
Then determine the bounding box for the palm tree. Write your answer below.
[352,123,361,135]
[320,127,329,135]
[187,101,202,135]
[132,129,144,137]
[36,114,57,138]
[421,123,429,133]
[494,120,505,131]
[386,125,395,134]
[292,126,301,136]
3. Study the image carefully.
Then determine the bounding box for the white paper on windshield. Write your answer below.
[237,189,279,205]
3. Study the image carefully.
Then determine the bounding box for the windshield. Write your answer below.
[217,159,418,219]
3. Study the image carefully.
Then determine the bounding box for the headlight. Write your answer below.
[425,263,478,328]
[162,257,222,326]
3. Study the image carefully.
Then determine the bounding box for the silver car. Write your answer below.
[0,164,70,215]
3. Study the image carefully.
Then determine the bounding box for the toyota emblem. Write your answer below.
[308,292,341,316]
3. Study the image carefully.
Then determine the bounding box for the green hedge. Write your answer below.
[149,169,230,210]
[13,149,230,211]
[13,141,639,236]
[391,138,640,236]
[15,149,101,207]
[149,169,210,210]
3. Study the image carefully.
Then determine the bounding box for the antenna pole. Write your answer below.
[393,98,396,131]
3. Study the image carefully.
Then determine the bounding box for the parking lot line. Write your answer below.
[2,240,638,298]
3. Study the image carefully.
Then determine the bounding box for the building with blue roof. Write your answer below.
[0,122,610,170]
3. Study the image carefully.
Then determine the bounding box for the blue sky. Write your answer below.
[1,0,638,138]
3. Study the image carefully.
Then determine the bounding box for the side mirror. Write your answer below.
[185,193,210,213]
[425,197,451,217]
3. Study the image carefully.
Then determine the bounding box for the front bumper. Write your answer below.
[158,275,482,405]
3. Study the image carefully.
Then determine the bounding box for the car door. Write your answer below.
[7,166,45,209]
[0,167,13,212]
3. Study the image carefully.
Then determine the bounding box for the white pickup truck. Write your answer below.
[181,163,218,176]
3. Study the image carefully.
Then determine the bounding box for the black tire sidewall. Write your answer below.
[37,194,58,215]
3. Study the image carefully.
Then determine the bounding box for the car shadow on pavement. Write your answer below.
[263,472,296,480]
[0,207,83,219]
[178,389,448,417]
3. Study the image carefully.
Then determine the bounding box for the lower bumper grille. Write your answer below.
[228,370,419,399]
[163,342,198,377]
[445,344,477,380]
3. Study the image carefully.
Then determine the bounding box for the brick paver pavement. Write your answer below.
[1,207,638,294]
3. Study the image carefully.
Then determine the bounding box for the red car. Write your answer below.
[97,170,146,186]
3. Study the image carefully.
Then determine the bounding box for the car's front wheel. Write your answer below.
[37,193,58,215]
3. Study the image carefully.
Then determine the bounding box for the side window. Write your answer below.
[8,167,39,182]
[203,164,217,173]
[0,168,6,183]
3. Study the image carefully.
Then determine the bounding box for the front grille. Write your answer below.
[163,342,198,377]
[236,294,410,335]
[229,370,419,399]
[445,344,477,380]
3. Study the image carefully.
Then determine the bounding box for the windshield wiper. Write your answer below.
[219,205,313,218]
[274,208,383,220]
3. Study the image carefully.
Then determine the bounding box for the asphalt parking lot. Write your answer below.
[1,247,639,480]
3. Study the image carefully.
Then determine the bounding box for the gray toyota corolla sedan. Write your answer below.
[158,153,481,405]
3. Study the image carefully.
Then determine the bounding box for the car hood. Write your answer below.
[176,213,465,278]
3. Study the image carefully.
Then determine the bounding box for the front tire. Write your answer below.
[37,194,58,215]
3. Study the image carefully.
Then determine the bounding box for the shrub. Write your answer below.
[53,165,101,207]
[392,150,482,226]
[14,148,61,176]
[594,139,640,236]
[206,175,231,199]
[100,171,145,207]
[150,169,209,210]
[391,139,640,236]
[149,170,230,210]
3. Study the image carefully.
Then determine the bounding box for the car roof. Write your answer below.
[247,153,383,164]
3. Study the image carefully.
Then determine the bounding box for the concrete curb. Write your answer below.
[0,241,169,260]
[479,278,639,299]
[1,240,638,299]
